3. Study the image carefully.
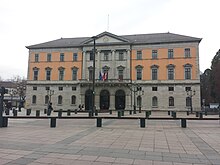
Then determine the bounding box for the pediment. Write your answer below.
[82,32,130,45]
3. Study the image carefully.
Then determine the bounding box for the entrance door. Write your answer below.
[115,90,125,110]
[85,89,93,111]
[100,90,110,110]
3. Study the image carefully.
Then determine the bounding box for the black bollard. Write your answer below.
[129,110,132,115]
[139,107,141,113]
[13,110,17,116]
[58,110,62,118]
[187,111,189,116]
[95,110,98,116]
[168,111,170,115]
[44,109,47,114]
[121,110,124,116]
[196,112,199,117]
[173,112,176,118]
[205,111,207,116]
[26,109,31,116]
[50,117,56,128]
[97,118,102,127]
[109,110,112,115]
[74,109,77,114]
[36,110,40,117]
[140,118,145,128]
[181,118,187,128]
[67,109,71,116]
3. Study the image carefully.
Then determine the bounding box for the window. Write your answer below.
[152,87,157,91]
[32,95,36,104]
[46,69,51,80]
[168,49,173,59]
[104,52,109,61]
[186,97,191,107]
[33,86,37,90]
[137,51,142,60]
[45,87,50,91]
[90,52,94,61]
[169,97,174,106]
[71,95,76,104]
[58,87,63,91]
[152,96,158,107]
[35,54,39,62]
[72,67,78,80]
[118,69,124,81]
[60,53,64,61]
[89,68,93,81]
[167,64,175,80]
[73,53,78,61]
[47,53,51,62]
[136,67,142,80]
[58,68,65,80]
[152,68,158,80]
[119,52,124,61]
[72,86,76,91]
[152,50,157,59]
[185,48,190,58]
[33,69,38,80]
[184,64,192,80]
[168,87,174,91]
[58,95,62,104]
[45,95,49,104]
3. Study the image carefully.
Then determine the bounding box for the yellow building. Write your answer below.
[26,32,202,112]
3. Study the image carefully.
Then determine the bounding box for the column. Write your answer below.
[112,50,116,76]
[126,49,131,79]
[82,51,87,79]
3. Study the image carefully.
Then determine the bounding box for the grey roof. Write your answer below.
[26,32,202,49]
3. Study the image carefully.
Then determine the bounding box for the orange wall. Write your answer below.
[131,47,198,80]
[28,51,82,80]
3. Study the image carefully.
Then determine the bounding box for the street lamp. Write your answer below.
[17,82,26,111]
[137,87,144,113]
[91,36,97,116]
[47,89,54,104]
[9,89,17,110]
[129,83,143,114]
[186,89,196,113]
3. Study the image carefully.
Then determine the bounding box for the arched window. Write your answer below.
[58,95,63,105]
[152,96,158,107]
[169,97,174,106]
[45,95,49,104]
[32,95,37,104]
[71,95,76,105]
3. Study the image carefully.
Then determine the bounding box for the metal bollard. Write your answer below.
[121,110,124,116]
[36,110,40,117]
[205,111,207,116]
[109,110,112,115]
[58,110,62,118]
[95,110,98,116]
[44,109,47,114]
[139,107,141,113]
[181,118,187,128]
[168,111,170,115]
[74,109,77,114]
[140,118,145,128]
[97,118,102,127]
[196,112,199,117]
[129,110,132,115]
[88,110,92,117]
[50,117,56,128]
[187,111,189,116]
[67,109,71,116]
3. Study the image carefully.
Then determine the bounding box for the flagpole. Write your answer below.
[92,36,97,116]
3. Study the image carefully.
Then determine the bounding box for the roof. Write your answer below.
[26,32,202,49]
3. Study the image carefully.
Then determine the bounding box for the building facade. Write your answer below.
[26,32,202,111]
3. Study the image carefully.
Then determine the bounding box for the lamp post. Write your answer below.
[186,89,196,113]
[129,83,143,114]
[137,87,144,113]
[91,36,97,116]
[9,89,17,110]
[47,89,54,104]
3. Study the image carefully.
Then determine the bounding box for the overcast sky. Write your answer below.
[0,0,219,80]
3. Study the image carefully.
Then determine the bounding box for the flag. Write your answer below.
[99,71,102,80]
[103,72,108,81]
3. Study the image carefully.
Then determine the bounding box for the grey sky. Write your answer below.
[0,0,219,80]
